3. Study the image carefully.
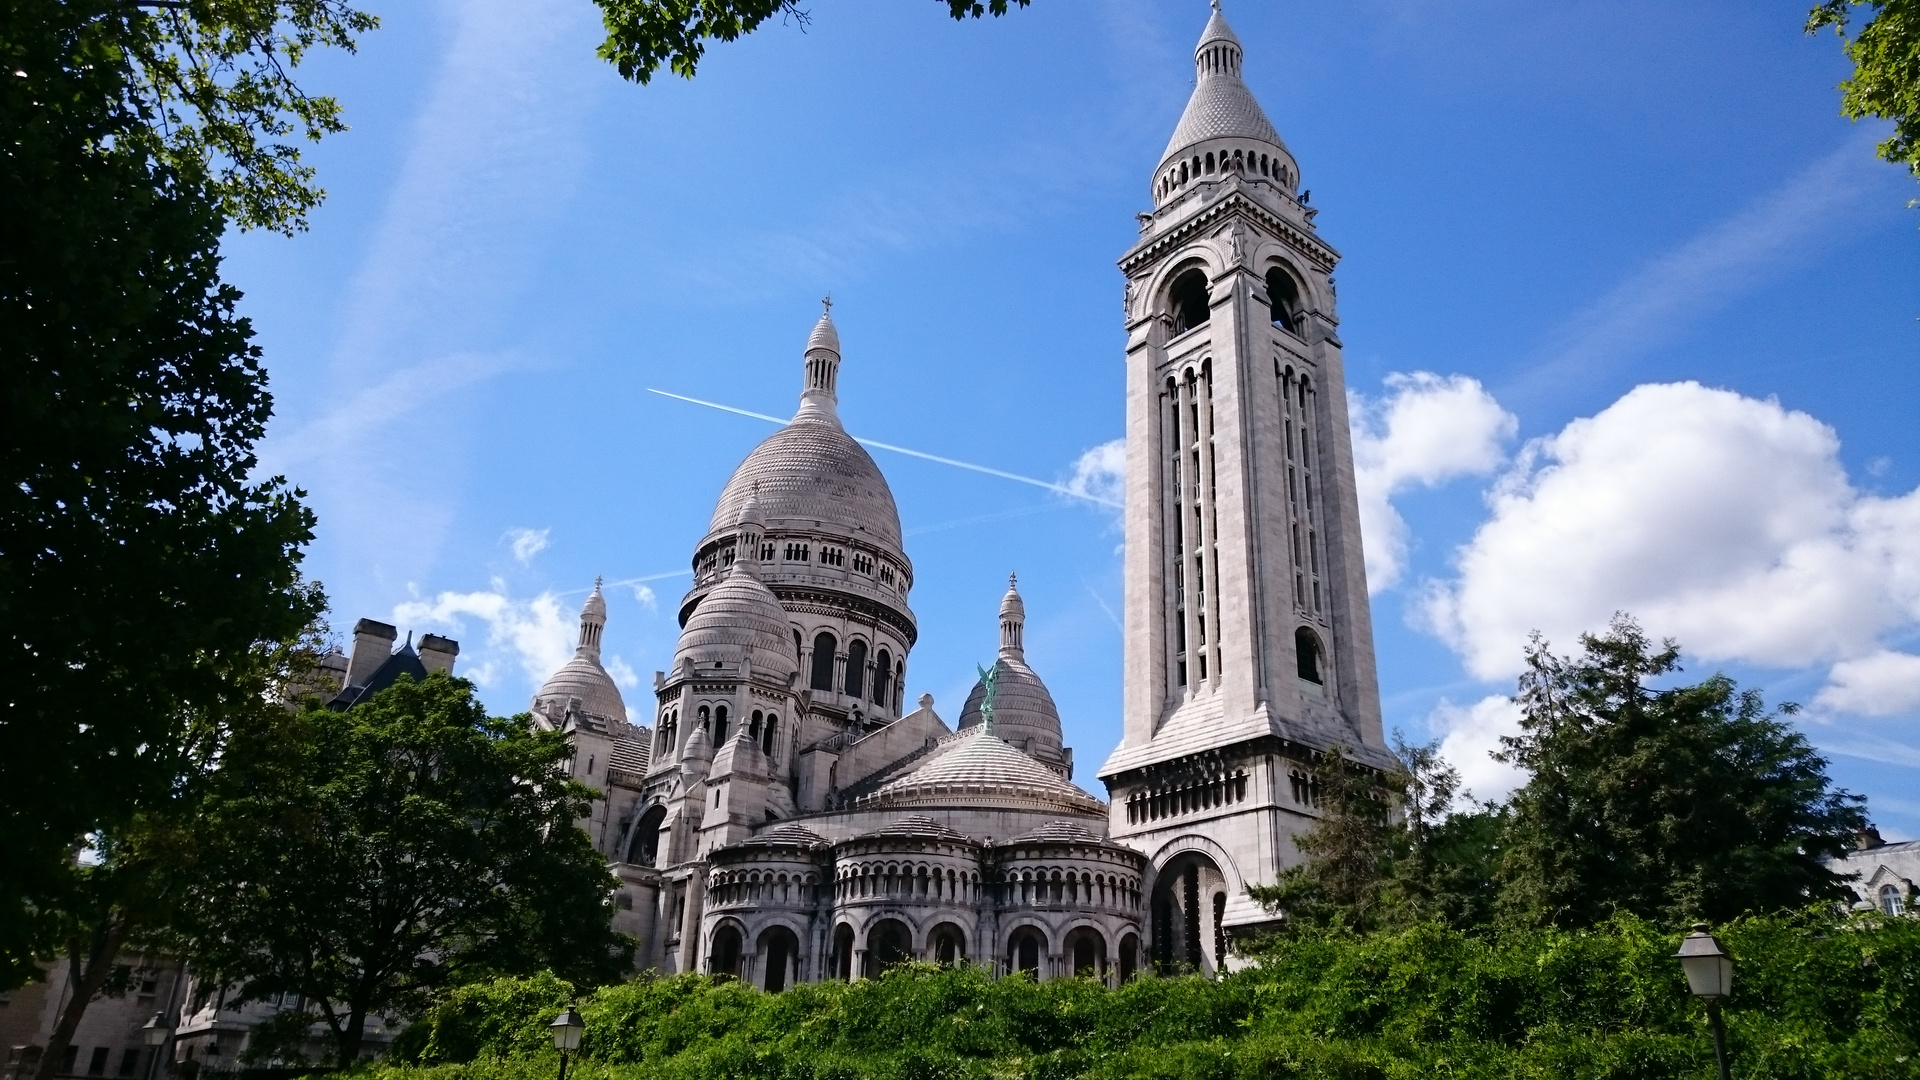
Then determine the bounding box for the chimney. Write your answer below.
[1857,825,1885,851]
[419,634,459,676]
[345,619,398,689]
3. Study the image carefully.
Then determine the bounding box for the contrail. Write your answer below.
[647,389,1120,508]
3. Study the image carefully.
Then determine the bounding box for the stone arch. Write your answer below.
[1006,924,1046,979]
[1062,925,1108,979]
[1167,265,1211,335]
[832,922,856,981]
[928,922,967,965]
[626,802,668,867]
[756,923,801,992]
[863,917,913,978]
[707,918,746,978]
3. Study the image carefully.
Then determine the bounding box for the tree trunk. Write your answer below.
[33,913,131,1080]
[335,1000,368,1068]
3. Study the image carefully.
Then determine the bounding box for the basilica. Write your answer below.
[521,3,1393,989]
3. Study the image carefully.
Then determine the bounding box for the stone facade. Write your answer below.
[1095,2,1392,971]
[523,2,1394,987]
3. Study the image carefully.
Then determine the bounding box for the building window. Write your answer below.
[845,639,867,698]
[1169,268,1209,334]
[810,633,837,691]
[1883,884,1907,916]
[1266,267,1299,332]
[1295,628,1323,684]
[873,648,893,707]
[852,552,874,574]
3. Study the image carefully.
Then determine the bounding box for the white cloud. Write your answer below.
[1429,695,1529,805]
[631,584,658,611]
[1817,651,1920,717]
[393,581,574,691]
[604,655,641,690]
[1351,373,1517,591]
[1421,382,1920,686]
[1065,439,1127,510]
[506,527,551,565]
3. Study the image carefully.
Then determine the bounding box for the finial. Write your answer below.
[822,293,833,315]
[1211,0,1220,9]
[1009,572,1017,589]
[593,575,603,591]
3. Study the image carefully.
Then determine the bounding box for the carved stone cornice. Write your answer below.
[1120,187,1339,280]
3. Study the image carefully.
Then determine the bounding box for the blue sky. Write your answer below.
[230,0,1920,838]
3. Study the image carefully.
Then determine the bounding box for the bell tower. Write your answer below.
[1099,2,1391,959]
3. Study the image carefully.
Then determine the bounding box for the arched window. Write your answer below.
[873,648,893,706]
[659,710,678,755]
[1883,884,1907,916]
[749,710,762,743]
[931,924,966,965]
[865,919,912,978]
[697,705,710,732]
[627,803,667,866]
[1169,268,1209,335]
[708,925,743,978]
[714,704,730,744]
[1008,928,1044,978]
[1266,267,1300,332]
[1204,151,1214,173]
[1295,627,1323,684]
[845,639,867,698]
[762,714,778,756]
[1118,933,1139,982]
[811,632,837,691]
[759,926,799,993]
[833,924,856,981]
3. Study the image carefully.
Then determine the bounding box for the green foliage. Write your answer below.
[364,913,1920,1080]
[1809,1,1920,184]
[1497,617,1866,929]
[591,0,1031,86]
[171,674,633,1066]
[0,0,323,989]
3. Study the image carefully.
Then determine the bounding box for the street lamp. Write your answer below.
[1675,923,1734,1080]
[140,1013,171,1080]
[548,1005,584,1080]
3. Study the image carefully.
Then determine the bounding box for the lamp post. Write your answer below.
[140,1012,171,1080]
[548,1005,584,1080]
[1675,923,1734,1080]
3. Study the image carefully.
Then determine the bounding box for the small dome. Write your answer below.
[1156,3,1293,180]
[806,311,840,357]
[854,814,975,845]
[582,577,607,619]
[673,565,799,678]
[957,656,1064,762]
[856,726,1103,816]
[534,654,626,725]
[739,822,829,849]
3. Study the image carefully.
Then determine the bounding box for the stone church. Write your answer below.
[524,3,1395,989]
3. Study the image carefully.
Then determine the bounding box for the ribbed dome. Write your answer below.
[856,726,1103,816]
[534,655,626,724]
[1158,4,1290,171]
[673,565,799,677]
[957,656,1063,760]
[707,412,903,551]
[806,311,840,356]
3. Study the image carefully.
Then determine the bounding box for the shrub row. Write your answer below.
[370,912,1919,1080]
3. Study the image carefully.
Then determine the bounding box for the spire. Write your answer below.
[799,298,841,416]
[732,484,764,578]
[1154,1,1292,197]
[999,572,1025,658]
[577,578,606,661]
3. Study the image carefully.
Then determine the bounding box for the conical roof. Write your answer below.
[1158,3,1288,169]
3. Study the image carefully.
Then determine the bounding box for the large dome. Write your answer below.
[707,412,902,551]
[673,565,799,678]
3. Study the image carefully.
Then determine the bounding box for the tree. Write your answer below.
[22,623,331,1080]
[1495,616,1867,929]
[1248,739,1506,935]
[1247,747,1399,933]
[591,0,1032,85]
[174,673,632,1067]
[0,0,330,988]
[1809,1,1920,187]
